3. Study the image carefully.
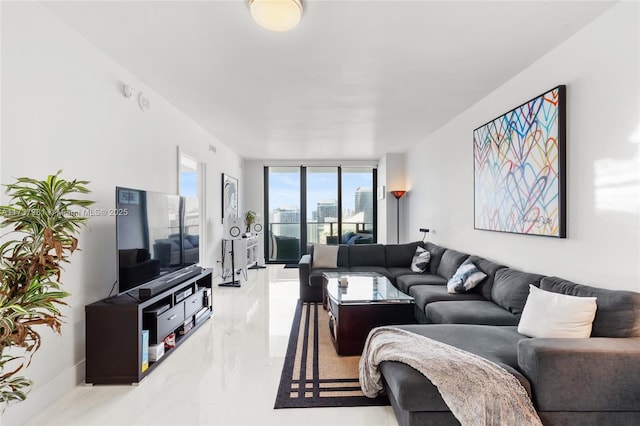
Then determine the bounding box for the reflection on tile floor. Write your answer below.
[23,266,398,426]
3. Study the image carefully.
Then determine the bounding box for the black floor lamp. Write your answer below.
[391,190,407,244]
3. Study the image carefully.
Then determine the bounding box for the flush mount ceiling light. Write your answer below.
[249,0,303,32]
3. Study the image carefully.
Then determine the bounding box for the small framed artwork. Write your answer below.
[377,185,386,200]
[473,85,566,238]
[222,173,238,224]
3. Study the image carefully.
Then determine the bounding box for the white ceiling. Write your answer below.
[44,0,615,161]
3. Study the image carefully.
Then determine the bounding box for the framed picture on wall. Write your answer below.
[473,85,566,238]
[222,173,238,224]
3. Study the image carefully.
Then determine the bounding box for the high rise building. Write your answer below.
[355,187,373,224]
[271,207,300,238]
[272,208,300,224]
[317,199,338,223]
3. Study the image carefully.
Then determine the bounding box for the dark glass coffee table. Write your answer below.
[322,272,415,356]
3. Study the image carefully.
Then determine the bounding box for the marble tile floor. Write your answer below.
[22,266,399,426]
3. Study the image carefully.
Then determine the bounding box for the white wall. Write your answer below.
[243,160,265,222]
[243,160,266,262]
[406,2,640,292]
[377,153,406,243]
[0,2,242,424]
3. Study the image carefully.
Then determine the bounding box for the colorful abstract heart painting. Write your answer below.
[473,86,566,237]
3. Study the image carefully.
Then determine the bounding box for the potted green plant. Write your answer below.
[0,171,93,410]
[244,210,257,233]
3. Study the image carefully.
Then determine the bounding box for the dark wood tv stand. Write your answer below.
[85,268,213,384]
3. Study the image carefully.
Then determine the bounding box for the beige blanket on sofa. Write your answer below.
[359,327,542,426]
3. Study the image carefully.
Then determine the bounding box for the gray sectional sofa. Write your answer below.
[298,242,640,425]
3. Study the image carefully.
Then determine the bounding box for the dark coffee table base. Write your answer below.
[328,298,415,356]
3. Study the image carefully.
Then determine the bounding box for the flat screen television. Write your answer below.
[116,187,200,294]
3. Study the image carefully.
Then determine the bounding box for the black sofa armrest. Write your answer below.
[518,337,640,412]
[299,254,311,274]
[299,254,322,302]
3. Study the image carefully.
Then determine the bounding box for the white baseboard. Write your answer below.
[1,360,86,426]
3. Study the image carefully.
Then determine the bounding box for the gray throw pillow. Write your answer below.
[312,244,339,269]
[410,247,431,273]
[447,259,487,293]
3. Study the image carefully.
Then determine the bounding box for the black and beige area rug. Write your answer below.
[274,301,389,408]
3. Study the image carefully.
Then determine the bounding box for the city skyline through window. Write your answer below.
[269,170,372,213]
[266,166,376,262]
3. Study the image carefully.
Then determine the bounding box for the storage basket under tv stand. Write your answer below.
[85,268,213,385]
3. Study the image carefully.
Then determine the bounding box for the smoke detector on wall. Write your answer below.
[138,93,151,112]
[122,83,150,112]
[122,84,135,98]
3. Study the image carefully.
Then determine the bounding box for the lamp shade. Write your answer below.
[391,190,407,199]
[250,0,303,32]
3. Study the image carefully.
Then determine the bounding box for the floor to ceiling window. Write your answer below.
[265,165,376,263]
[265,167,302,263]
[306,167,339,245]
[341,167,375,244]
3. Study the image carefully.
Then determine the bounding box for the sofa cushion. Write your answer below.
[517,337,640,413]
[467,255,507,300]
[337,245,349,267]
[426,300,521,326]
[348,266,392,282]
[348,244,385,267]
[384,241,424,267]
[491,268,544,315]
[308,267,350,287]
[396,274,447,294]
[541,276,640,338]
[380,324,531,412]
[518,285,597,338]
[386,267,423,281]
[311,244,338,269]
[409,285,484,312]
[380,361,450,412]
[424,242,446,274]
[436,249,469,280]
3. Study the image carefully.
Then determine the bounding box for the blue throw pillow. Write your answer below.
[186,234,199,247]
[342,232,356,244]
[347,235,359,245]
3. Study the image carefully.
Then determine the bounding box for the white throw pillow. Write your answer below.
[312,244,339,269]
[410,247,431,273]
[517,285,597,338]
[447,259,487,293]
